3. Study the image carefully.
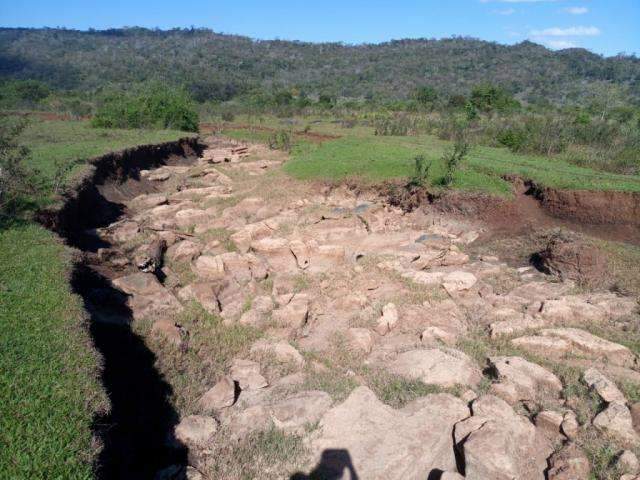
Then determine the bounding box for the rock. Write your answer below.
[199,376,236,412]
[271,294,309,330]
[175,209,210,228]
[535,410,564,442]
[512,328,637,368]
[593,401,640,446]
[149,170,171,181]
[374,302,398,336]
[174,415,217,448]
[251,237,298,272]
[547,443,591,480]
[388,348,482,388]
[177,283,219,314]
[307,386,469,479]
[250,339,305,367]
[618,450,640,475]
[442,271,477,294]
[455,394,553,480]
[269,391,332,434]
[420,326,458,346]
[167,240,202,262]
[440,473,465,480]
[130,193,168,211]
[151,319,185,347]
[230,359,268,390]
[487,356,563,405]
[289,239,310,269]
[110,221,140,243]
[583,367,626,403]
[631,403,640,433]
[112,272,164,296]
[134,238,166,273]
[561,411,580,439]
[346,328,374,353]
[192,255,225,280]
[536,231,607,286]
[511,335,570,357]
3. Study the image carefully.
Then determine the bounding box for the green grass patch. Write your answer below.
[0,224,106,478]
[226,120,640,194]
[20,119,190,182]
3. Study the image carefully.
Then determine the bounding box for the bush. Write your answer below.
[92,83,199,132]
[442,137,469,187]
[221,111,235,122]
[268,130,292,151]
[470,83,520,113]
[0,118,39,219]
[407,155,432,188]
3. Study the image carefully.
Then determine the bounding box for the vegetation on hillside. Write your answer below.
[1,27,639,107]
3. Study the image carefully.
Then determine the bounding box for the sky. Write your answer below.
[1,0,638,56]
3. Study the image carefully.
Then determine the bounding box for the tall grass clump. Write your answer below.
[92,83,199,132]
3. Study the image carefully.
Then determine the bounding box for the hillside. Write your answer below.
[1,27,639,104]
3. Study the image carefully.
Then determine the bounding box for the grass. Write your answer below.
[20,119,190,180]
[1,117,190,478]
[144,302,261,414]
[0,224,107,479]
[223,120,640,195]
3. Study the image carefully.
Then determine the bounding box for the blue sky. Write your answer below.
[1,0,638,56]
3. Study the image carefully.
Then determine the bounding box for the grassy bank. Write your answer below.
[0,117,187,477]
[221,118,640,195]
[0,224,105,478]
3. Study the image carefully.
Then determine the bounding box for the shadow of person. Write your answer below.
[290,449,359,480]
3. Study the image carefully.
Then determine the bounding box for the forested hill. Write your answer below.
[1,27,639,104]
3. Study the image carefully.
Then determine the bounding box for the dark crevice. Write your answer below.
[37,138,203,479]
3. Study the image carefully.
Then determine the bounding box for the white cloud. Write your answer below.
[563,6,588,14]
[544,39,578,49]
[529,26,601,36]
[495,8,516,15]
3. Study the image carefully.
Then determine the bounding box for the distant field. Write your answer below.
[1,118,188,478]
[222,119,640,195]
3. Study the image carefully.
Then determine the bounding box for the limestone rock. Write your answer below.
[561,411,580,439]
[199,376,236,412]
[151,319,185,347]
[167,240,202,263]
[129,193,167,211]
[593,401,640,446]
[346,328,374,353]
[455,394,553,480]
[583,367,626,403]
[442,271,477,294]
[174,415,217,448]
[271,294,309,330]
[307,386,469,479]
[618,450,640,475]
[388,348,482,388]
[421,326,458,346]
[269,390,332,434]
[488,356,563,405]
[250,339,305,367]
[230,359,268,390]
[547,443,591,480]
[193,255,225,280]
[110,221,140,243]
[374,302,398,336]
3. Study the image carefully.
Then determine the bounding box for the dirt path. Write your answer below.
[86,137,640,479]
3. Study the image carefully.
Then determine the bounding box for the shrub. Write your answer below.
[442,137,470,187]
[470,83,520,113]
[221,111,235,122]
[268,130,291,151]
[92,83,199,132]
[407,155,432,188]
[0,118,39,218]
